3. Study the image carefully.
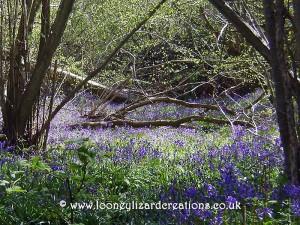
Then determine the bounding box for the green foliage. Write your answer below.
[50,0,264,97]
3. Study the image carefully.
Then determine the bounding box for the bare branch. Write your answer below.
[110,97,235,119]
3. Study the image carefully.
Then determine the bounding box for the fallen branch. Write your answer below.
[70,116,252,129]
[88,76,133,117]
[49,67,137,103]
[110,96,235,118]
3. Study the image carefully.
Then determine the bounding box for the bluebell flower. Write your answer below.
[195,209,212,220]
[283,184,300,199]
[184,187,197,198]
[256,207,273,220]
[174,139,185,148]
[204,182,217,198]
[292,200,300,217]
[226,196,237,204]
[0,141,6,151]
[237,182,255,199]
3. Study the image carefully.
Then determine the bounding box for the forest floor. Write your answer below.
[0,91,300,224]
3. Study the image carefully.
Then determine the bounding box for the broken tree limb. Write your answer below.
[88,76,133,117]
[49,67,137,103]
[69,116,253,129]
[110,97,235,118]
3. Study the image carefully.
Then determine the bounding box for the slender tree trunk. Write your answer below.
[5,0,28,143]
[17,0,75,137]
[1,0,42,143]
[294,0,300,64]
[1,0,75,144]
[263,0,300,184]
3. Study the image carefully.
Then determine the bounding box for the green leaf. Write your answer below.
[69,163,83,171]
[124,178,130,186]
[11,171,24,179]
[99,151,116,158]
[29,156,51,172]
[0,180,9,186]
[70,175,84,183]
[16,159,30,168]
[53,170,68,178]
[6,186,26,194]
[77,145,96,165]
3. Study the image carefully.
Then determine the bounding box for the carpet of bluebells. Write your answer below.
[0,93,300,224]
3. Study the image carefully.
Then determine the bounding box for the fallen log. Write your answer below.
[70,116,252,129]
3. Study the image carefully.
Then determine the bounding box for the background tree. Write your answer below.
[207,0,300,184]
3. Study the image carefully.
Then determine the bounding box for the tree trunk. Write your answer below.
[4,0,30,143]
[70,116,252,130]
[294,0,300,64]
[264,0,300,184]
[1,0,75,144]
[50,67,137,103]
[16,0,75,139]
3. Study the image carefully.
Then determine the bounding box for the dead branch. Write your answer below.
[110,97,235,119]
[49,67,137,103]
[244,91,266,110]
[88,76,133,117]
[69,116,252,129]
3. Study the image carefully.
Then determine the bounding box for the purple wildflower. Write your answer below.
[256,207,273,220]
[185,187,197,198]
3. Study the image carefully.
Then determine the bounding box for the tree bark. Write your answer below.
[263,0,300,184]
[70,116,252,129]
[17,0,75,137]
[294,0,300,64]
[4,0,31,142]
